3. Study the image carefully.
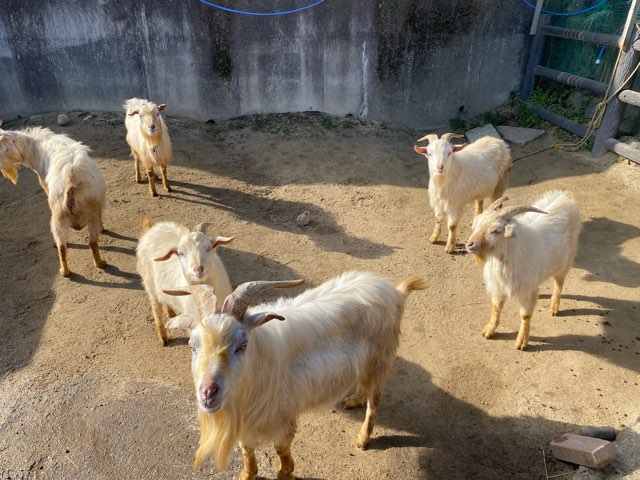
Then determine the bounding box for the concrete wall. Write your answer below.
[0,0,533,127]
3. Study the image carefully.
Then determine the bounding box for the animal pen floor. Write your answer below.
[1,112,639,480]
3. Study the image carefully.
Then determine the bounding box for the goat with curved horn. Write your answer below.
[417,133,439,143]
[222,279,305,321]
[465,190,581,350]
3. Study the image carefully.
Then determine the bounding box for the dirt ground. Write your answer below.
[1,111,639,480]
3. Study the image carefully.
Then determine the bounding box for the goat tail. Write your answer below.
[140,216,154,235]
[63,182,79,213]
[397,276,427,295]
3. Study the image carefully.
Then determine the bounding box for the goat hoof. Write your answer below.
[60,267,71,277]
[481,326,496,338]
[515,338,528,350]
[445,245,455,254]
[158,337,167,347]
[356,434,370,450]
[429,235,439,244]
[164,186,172,193]
[95,260,107,269]
[150,191,159,197]
[276,472,294,480]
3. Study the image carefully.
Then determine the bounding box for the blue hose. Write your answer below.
[198,0,327,16]
[520,0,608,16]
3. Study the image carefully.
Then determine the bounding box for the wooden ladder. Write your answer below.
[519,0,640,165]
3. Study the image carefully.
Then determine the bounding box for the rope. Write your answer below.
[198,0,327,16]
[519,0,608,16]
[513,24,640,162]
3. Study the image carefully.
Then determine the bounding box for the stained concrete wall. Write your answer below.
[0,0,533,127]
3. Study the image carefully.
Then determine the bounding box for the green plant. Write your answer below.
[340,120,354,129]
[281,127,290,135]
[507,91,519,107]
[251,118,264,131]
[528,86,588,123]
[320,114,333,128]
[476,110,507,126]
[515,104,540,128]
[449,117,466,130]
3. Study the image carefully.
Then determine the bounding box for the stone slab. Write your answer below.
[465,124,501,143]
[550,433,616,469]
[495,125,545,145]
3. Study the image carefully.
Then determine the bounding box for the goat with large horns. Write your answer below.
[414,132,512,253]
[164,271,426,479]
[465,190,581,350]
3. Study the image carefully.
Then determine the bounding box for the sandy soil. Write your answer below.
[0,111,639,480]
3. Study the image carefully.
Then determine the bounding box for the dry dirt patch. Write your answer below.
[0,112,639,480]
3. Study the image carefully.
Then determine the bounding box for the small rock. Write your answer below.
[296,211,311,226]
[550,433,616,469]
[465,124,501,143]
[582,426,616,441]
[82,114,96,121]
[495,125,545,146]
[106,116,123,126]
[57,114,71,126]
[29,115,44,125]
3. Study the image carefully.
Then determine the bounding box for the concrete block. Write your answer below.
[465,124,501,143]
[550,433,616,469]
[495,125,545,145]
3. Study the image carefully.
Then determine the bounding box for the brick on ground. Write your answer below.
[550,433,616,469]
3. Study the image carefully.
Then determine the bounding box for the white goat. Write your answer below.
[414,133,512,253]
[465,191,581,350]
[136,218,234,346]
[123,98,173,197]
[163,271,426,479]
[0,122,107,277]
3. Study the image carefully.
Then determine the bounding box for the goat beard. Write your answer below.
[194,404,240,471]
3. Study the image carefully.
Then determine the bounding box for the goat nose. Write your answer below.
[148,125,156,131]
[194,265,204,274]
[201,383,219,406]
[466,241,475,248]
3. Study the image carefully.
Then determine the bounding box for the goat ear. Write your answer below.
[154,248,179,261]
[504,223,516,238]
[193,222,209,233]
[243,312,285,330]
[128,110,139,116]
[414,145,429,155]
[1,166,19,185]
[166,313,198,330]
[211,236,235,249]
[158,104,167,111]
[452,143,468,152]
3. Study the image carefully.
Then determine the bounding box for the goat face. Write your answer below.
[188,316,249,413]
[154,232,234,283]
[136,103,166,137]
[465,212,512,255]
[414,139,465,176]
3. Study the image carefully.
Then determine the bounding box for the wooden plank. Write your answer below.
[619,0,640,51]
[530,0,544,35]
[593,26,640,156]
[533,66,608,96]
[618,89,640,107]
[520,14,550,101]
[541,26,620,48]
[605,138,640,165]
[526,104,592,138]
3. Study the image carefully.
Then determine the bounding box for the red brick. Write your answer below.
[550,433,616,469]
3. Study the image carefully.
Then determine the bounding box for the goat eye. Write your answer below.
[178,251,184,257]
[491,229,502,235]
[236,342,247,353]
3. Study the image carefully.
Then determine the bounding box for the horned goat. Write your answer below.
[123,98,173,197]
[136,218,234,346]
[465,190,581,350]
[163,271,426,480]
[0,121,107,277]
[414,133,512,253]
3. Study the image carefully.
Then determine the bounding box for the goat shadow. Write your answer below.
[166,180,396,260]
[338,357,640,479]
